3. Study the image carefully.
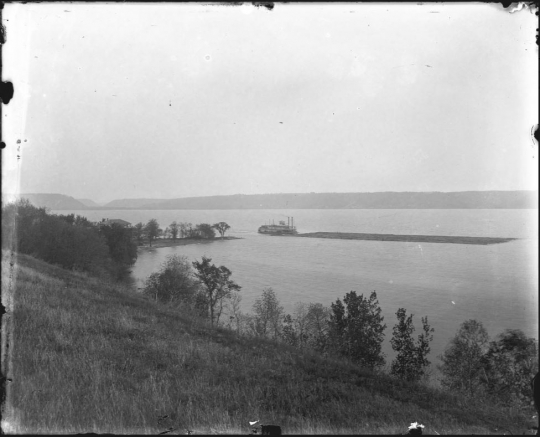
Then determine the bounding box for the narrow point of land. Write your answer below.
[137,236,242,251]
[295,232,518,245]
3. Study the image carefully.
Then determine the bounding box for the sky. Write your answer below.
[2,2,538,204]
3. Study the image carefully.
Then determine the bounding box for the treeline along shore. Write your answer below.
[138,235,242,251]
[295,232,518,245]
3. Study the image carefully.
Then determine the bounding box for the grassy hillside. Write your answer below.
[1,251,536,434]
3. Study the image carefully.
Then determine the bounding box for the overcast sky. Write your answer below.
[3,2,538,203]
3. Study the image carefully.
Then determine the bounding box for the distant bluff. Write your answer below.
[13,193,88,210]
[102,191,539,210]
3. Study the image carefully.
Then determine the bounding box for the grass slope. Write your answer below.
[1,251,535,434]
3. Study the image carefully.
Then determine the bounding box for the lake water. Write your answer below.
[56,209,538,365]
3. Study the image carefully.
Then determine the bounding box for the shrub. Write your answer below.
[143,255,199,306]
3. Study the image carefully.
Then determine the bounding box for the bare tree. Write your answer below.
[252,288,284,339]
[305,303,332,352]
[225,292,243,333]
[282,302,310,348]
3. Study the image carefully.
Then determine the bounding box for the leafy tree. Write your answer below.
[169,221,180,240]
[62,222,111,275]
[56,213,96,229]
[144,219,161,246]
[143,255,199,306]
[251,287,284,339]
[98,223,138,278]
[438,319,489,396]
[329,291,386,370]
[282,314,299,346]
[212,222,231,238]
[390,308,434,382]
[2,199,112,276]
[195,223,216,239]
[179,222,193,238]
[74,214,95,228]
[480,329,539,405]
[133,222,145,245]
[192,256,241,326]
[57,213,76,225]
[3,198,48,253]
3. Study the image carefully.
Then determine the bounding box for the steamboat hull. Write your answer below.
[258,225,297,235]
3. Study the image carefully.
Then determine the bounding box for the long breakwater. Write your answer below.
[295,232,517,245]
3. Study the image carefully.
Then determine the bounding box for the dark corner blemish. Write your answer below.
[253,2,275,11]
[1,142,6,149]
[500,1,540,13]
[1,82,14,104]
[0,1,5,43]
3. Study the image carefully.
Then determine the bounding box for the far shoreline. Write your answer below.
[137,236,243,251]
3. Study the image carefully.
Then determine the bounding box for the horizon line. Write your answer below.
[6,189,539,204]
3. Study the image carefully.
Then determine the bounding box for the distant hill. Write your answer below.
[17,193,88,210]
[76,198,102,208]
[103,198,169,208]
[105,191,538,210]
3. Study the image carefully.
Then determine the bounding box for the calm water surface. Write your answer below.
[58,209,538,363]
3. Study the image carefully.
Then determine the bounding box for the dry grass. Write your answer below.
[1,251,535,434]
